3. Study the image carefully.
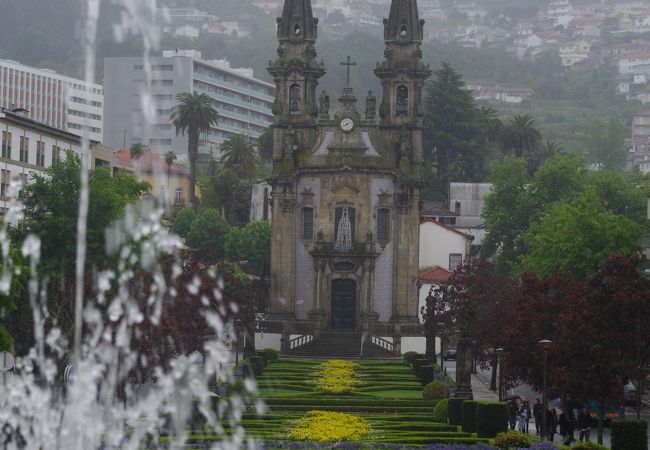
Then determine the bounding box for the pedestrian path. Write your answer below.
[444,365,498,401]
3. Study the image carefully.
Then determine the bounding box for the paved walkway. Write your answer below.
[444,362,498,401]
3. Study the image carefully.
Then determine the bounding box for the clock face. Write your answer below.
[340,117,354,132]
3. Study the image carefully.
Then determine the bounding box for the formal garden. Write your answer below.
[159,351,647,449]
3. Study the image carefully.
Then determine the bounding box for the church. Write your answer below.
[266,0,431,355]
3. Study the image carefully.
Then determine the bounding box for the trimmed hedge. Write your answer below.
[262,348,279,363]
[448,398,464,426]
[611,420,648,450]
[494,430,531,449]
[413,358,429,373]
[461,400,478,434]
[433,398,450,424]
[403,351,419,364]
[423,381,447,400]
[569,443,609,450]
[475,401,508,438]
[418,365,434,385]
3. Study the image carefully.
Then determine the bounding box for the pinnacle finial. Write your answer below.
[384,0,424,43]
[277,0,317,41]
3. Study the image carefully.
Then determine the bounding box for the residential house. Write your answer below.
[547,0,576,27]
[617,51,650,74]
[113,148,199,208]
[465,81,533,104]
[448,182,492,245]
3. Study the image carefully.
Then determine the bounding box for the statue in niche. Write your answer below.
[284,126,299,156]
[397,127,411,161]
[319,90,330,119]
[289,84,301,115]
[365,91,376,120]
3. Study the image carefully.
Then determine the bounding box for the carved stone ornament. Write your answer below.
[365,91,376,120]
[332,172,361,193]
[319,90,330,118]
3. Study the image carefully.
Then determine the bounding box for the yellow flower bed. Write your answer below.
[314,360,362,393]
[289,410,371,442]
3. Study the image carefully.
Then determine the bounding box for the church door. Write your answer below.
[331,279,356,331]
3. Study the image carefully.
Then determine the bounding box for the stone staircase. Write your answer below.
[283,332,397,359]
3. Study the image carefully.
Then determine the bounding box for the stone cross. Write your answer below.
[341,55,357,87]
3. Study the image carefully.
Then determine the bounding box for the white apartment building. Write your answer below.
[103,50,274,155]
[0,107,112,214]
[0,59,104,142]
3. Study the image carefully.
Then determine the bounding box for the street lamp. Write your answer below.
[495,347,504,402]
[538,339,552,441]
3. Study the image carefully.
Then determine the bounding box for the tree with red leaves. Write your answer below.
[501,253,650,444]
[422,258,519,390]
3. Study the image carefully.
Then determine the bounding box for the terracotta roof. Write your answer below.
[420,218,475,240]
[421,201,458,217]
[114,148,188,175]
[419,266,453,284]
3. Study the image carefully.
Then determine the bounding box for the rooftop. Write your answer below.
[114,149,188,176]
[419,266,453,284]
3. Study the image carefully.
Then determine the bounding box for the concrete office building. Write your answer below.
[0,59,104,142]
[103,50,275,156]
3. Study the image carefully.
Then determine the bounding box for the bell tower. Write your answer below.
[268,0,325,171]
[375,0,431,176]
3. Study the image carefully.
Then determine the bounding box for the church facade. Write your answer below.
[267,0,431,346]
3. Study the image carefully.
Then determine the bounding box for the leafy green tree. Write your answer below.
[0,247,29,354]
[225,220,271,278]
[200,168,251,226]
[171,207,195,238]
[518,193,642,279]
[219,133,259,178]
[581,117,627,171]
[423,63,487,200]
[588,170,650,227]
[14,155,149,276]
[501,113,542,158]
[186,208,229,263]
[170,92,219,208]
[483,154,587,273]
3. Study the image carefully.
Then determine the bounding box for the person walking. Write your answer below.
[518,405,527,432]
[559,409,573,445]
[547,408,558,441]
[508,401,517,430]
[577,408,592,442]
[533,399,542,435]
[524,401,532,434]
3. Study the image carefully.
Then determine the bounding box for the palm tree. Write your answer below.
[164,151,177,199]
[129,143,145,161]
[501,114,542,158]
[257,127,273,163]
[479,106,503,144]
[170,92,218,208]
[527,140,563,175]
[219,134,259,178]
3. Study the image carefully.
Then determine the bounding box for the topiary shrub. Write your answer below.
[570,442,609,450]
[611,420,648,450]
[255,350,268,366]
[262,348,279,363]
[242,363,256,378]
[448,398,464,426]
[461,400,478,434]
[403,351,419,365]
[433,398,449,423]
[413,358,429,373]
[494,430,531,449]
[423,381,447,400]
[418,365,434,385]
[226,380,245,395]
[475,401,508,438]
[248,356,264,373]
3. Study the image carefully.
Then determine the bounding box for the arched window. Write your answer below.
[289,84,301,115]
[302,207,313,240]
[377,208,390,242]
[396,85,408,116]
